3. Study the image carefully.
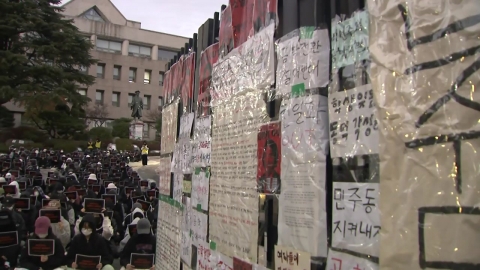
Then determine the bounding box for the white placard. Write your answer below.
[209,94,266,262]
[181,198,192,266]
[159,157,172,196]
[326,249,378,270]
[274,245,311,270]
[173,173,183,204]
[161,102,179,154]
[329,84,379,158]
[192,116,212,167]
[196,242,212,270]
[278,94,329,258]
[191,208,208,247]
[179,113,195,139]
[191,170,210,211]
[156,199,182,270]
[276,28,330,95]
[172,140,193,174]
[332,182,380,257]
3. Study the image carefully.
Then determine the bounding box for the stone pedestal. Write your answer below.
[129,120,144,140]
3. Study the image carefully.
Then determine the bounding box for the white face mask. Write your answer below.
[34,191,39,196]
[37,233,48,239]
[81,228,92,236]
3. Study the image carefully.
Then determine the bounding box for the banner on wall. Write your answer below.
[172,113,194,174]
[257,122,281,194]
[159,156,172,196]
[209,94,268,263]
[368,1,480,269]
[192,116,212,167]
[156,196,182,270]
[161,101,179,155]
[278,94,329,258]
[198,43,220,116]
[182,53,196,110]
[181,197,192,266]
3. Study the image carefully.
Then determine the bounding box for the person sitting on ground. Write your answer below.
[65,213,114,270]
[18,216,65,270]
[118,207,144,253]
[0,196,25,269]
[120,218,156,270]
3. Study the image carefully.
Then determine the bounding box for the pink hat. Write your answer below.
[35,216,51,235]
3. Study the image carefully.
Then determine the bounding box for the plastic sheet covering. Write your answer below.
[326,9,380,270]
[367,0,480,269]
[171,113,194,174]
[181,53,196,111]
[277,92,329,259]
[252,0,278,35]
[156,195,182,270]
[229,0,255,48]
[181,197,192,266]
[211,23,275,106]
[163,70,172,104]
[158,155,172,196]
[192,116,212,168]
[161,101,179,155]
[256,122,281,194]
[198,43,219,117]
[219,5,234,58]
[209,92,269,262]
[275,27,330,96]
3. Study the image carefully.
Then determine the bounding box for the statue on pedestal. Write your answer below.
[130,90,143,120]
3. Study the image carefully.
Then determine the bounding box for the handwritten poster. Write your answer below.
[274,245,311,270]
[257,122,281,194]
[181,197,192,266]
[332,183,380,257]
[276,27,330,95]
[156,196,182,270]
[159,156,172,196]
[191,208,208,247]
[278,94,329,258]
[210,94,267,262]
[192,116,212,167]
[329,84,379,158]
[326,249,378,270]
[197,242,212,270]
[173,173,183,204]
[161,101,179,154]
[191,170,210,211]
[331,11,369,69]
[368,1,480,269]
[172,113,194,174]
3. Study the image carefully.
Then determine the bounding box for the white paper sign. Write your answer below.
[161,102,179,154]
[179,113,195,139]
[191,208,208,247]
[159,157,172,196]
[173,173,183,204]
[192,116,212,167]
[329,84,379,158]
[181,198,192,266]
[278,94,329,258]
[191,170,210,211]
[276,28,330,94]
[332,182,380,257]
[156,199,182,270]
[326,248,378,270]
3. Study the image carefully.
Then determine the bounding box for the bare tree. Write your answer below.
[85,103,110,127]
[144,107,162,136]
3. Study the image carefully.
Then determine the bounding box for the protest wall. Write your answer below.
[156,0,480,270]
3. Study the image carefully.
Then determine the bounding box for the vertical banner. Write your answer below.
[210,94,268,262]
[368,1,480,269]
[219,5,234,58]
[327,9,380,270]
[257,122,281,194]
[161,101,179,155]
[182,53,196,111]
[278,94,329,258]
[229,0,255,47]
[252,0,278,34]
[159,156,172,196]
[181,197,192,266]
[198,43,220,117]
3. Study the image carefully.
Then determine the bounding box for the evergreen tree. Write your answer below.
[0,0,96,107]
[0,106,14,128]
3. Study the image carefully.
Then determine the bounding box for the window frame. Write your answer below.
[95,90,104,105]
[129,68,137,83]
[112,92,120,107]
[113,65,121,80]
[96,64,105,79]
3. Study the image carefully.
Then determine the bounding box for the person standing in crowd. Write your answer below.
[87,140,94,151]
[95,138,102,150]
[120,218,156,270]
[65,213,114,270]
[18,216,65,270]
[141,141,149,166]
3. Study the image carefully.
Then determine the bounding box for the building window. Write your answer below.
[113,65,121,80]
[158,96,164,109]
[159,71,164,86]
[83,8,105,22]
[158,49,178,61]
[128,93,135,107]
[143,95,151,110]
[79,66,88,74]
[96,39,122,53]
[128,44,152,58]
[97,64,105,78]
[112,92,120,107]
[144,70,152,84]
[95,90,104,105]
[143,123,150,138]
[129,68,137,83]
[78,89,87,96]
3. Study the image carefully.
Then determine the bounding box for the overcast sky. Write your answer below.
[62,0,228,37]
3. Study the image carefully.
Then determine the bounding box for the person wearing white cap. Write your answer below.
[88,173,97,181]
[107,183,117,189]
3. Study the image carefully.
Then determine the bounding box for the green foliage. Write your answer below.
[0,0,96,106]
[0,126,48,143]
[0,106,14,128]
[30,103,86,139]
[88,127,112,141]
[112,118,131,139]
[115,138,134,151]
